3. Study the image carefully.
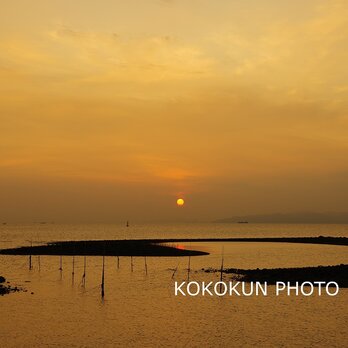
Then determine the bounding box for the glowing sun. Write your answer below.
[176,198,185,206]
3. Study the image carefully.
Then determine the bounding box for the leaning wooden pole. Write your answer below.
[144,256,148,275]
[171,260,179,279]
[187,256,191,282]
[130,256,134,272]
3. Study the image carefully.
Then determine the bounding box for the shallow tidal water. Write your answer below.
[0,223,347,347]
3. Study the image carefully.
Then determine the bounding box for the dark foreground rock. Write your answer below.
[204,264,348,287]
[0,276,22,296]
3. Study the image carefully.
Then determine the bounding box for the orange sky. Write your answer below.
[1,0,348,222]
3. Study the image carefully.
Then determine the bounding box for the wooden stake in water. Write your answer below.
[38,255,41,272]
[131,256,134,272]
[58,243,63,271]
[59,255,63,271]
[187,256,191,282]
[28,240,33,270]
[58,254,63,280]
[219,247,224,293]
[82,255,86,287]
[144,256,148,275]
[101,255,105,298]
[117,256,120,269]
[72,256,75,284]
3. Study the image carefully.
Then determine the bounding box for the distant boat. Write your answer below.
[238,221,248,224]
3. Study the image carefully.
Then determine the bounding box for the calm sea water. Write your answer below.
[0,223,347,347]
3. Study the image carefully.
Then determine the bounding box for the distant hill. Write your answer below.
[214,212,348,224]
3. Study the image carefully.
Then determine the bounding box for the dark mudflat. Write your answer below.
[0,240,208,257]
[141,236,348,246]
[204,264,348,287]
